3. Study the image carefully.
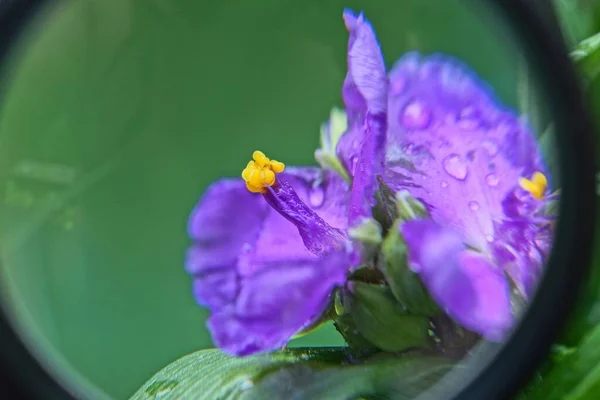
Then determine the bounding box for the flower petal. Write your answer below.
[400,219,513,341]
[337,9,388,225]
[186,168,350,352]
[342,9,387,114]
[207,250,350,356]
[491,219,551,298]
[385,52,547,251]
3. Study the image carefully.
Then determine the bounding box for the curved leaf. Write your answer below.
[521,324,600,400]
[130,348,346,399]
[130,347,454,400]
[570,32,600,85]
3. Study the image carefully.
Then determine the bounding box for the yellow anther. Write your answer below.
[241,150,286,193]
[271,160,285,173]
[519,171,547,200]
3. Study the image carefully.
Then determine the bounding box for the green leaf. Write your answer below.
[554,0,596,47]
[348,281,431,352]
[130,348,346,400]
[521,324,600,400]
[242,355,454,400]
[570,31,600,85]
[130,347,455,400]
[379,223,438,316]
[331,289,380,357]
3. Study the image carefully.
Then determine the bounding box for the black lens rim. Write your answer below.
[0,1,596,400]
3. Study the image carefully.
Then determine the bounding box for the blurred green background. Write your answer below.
[0,0,593,399]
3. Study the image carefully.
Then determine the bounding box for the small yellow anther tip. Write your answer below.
[242,151,285,193]
[252,150,266,161]
[519,172,547,200]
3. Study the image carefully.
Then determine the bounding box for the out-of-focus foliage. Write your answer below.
[520,2,600,399]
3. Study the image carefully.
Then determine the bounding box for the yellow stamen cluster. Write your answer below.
[519,171,547,200]
[241,151,285,193]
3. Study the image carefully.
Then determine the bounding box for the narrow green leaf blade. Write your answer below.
[570,32,600,85]
[521,324,600,400]
[349,282,431,352]
[129,348,346,400]
[241,355,454,400]
[131,348,455,400]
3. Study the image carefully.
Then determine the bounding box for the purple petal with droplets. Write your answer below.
[385,53,548,255]
[400,220,513,341]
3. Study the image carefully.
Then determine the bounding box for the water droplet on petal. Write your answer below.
[468,201,480,211]
[485,234,494,243]
[482,139,499,156]
[401,100,431,129]
[391,77,406,95]
[457,106,480,130]
[242,243,253,253]
[486,173,499,187]
[441,181,448,188]
[309,185,325,208]
[443,154,468,180]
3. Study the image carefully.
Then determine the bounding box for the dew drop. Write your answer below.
[401,100,431,129]
[485,234,494,243]
[482,139,499,157]
[441,181,448,188]
[242,243,254,253]
[486,173,499,187]
[391,77,406,95]
[443,154,468,180]
[309,185,325,208]
[468,201,480,211]
[457,106,480,130]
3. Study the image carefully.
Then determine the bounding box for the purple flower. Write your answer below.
[185,10,388,356]
[381,52,554,338]
[186,8,555,354]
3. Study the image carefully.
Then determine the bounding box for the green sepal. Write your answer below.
[372,175,401,232]
[379,221,438,316]
[396,189,429,220]
[347,281,431,352]
[330,288,380,358]
[570,31,600,86]
[314,107,350,182]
